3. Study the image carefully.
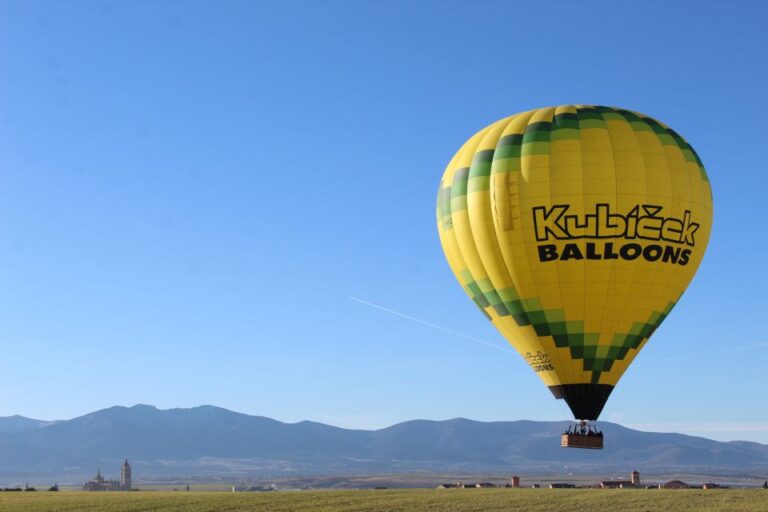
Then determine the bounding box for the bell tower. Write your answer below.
[120,459,132,490]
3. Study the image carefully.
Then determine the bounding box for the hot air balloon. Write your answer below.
[436,106,712,449]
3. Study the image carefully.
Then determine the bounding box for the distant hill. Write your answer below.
[0,414,57,433]
[0,404,766,481]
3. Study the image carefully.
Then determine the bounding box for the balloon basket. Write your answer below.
[561,433,603,449]
[561,421,603,449]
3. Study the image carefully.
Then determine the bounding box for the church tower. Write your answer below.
[120,459,132,490]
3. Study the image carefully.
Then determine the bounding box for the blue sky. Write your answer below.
[1,1,767,443]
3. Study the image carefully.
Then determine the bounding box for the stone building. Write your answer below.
[120,459,132,490]
[600,470,640,489]
[82,469,120,491]
[662,480,689,489]
[83,460,132,491]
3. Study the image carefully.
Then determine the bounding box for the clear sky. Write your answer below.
[1,1,766,443]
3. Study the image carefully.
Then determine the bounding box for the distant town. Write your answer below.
[435,471,737,490]
[2,464,767,493]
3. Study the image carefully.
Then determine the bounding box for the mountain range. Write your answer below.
[1,404,766,482]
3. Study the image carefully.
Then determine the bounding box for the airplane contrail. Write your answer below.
[348,296,516,355]
[721,341,768,352]
[350,296,767,362]
[645,342,767,365]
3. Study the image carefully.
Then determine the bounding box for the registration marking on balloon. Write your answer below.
[436,105,712,423]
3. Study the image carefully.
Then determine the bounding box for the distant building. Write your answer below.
[120,460,132,490]
[83,469,120,491]
[244,485,278,492]
[599,480,633,489]
[83,460,133,491]
[510,475,520,488]
[600,470,640,489]
[436,481,496,489]
[549,483,576,489]
[662,480,689,489]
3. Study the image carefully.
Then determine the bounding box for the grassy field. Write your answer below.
[0,489,765,512]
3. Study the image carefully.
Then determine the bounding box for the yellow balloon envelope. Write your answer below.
[436,106,712,421]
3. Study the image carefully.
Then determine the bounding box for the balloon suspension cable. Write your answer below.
[563,419,603,437]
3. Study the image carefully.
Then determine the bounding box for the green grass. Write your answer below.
[0,489,765,512]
